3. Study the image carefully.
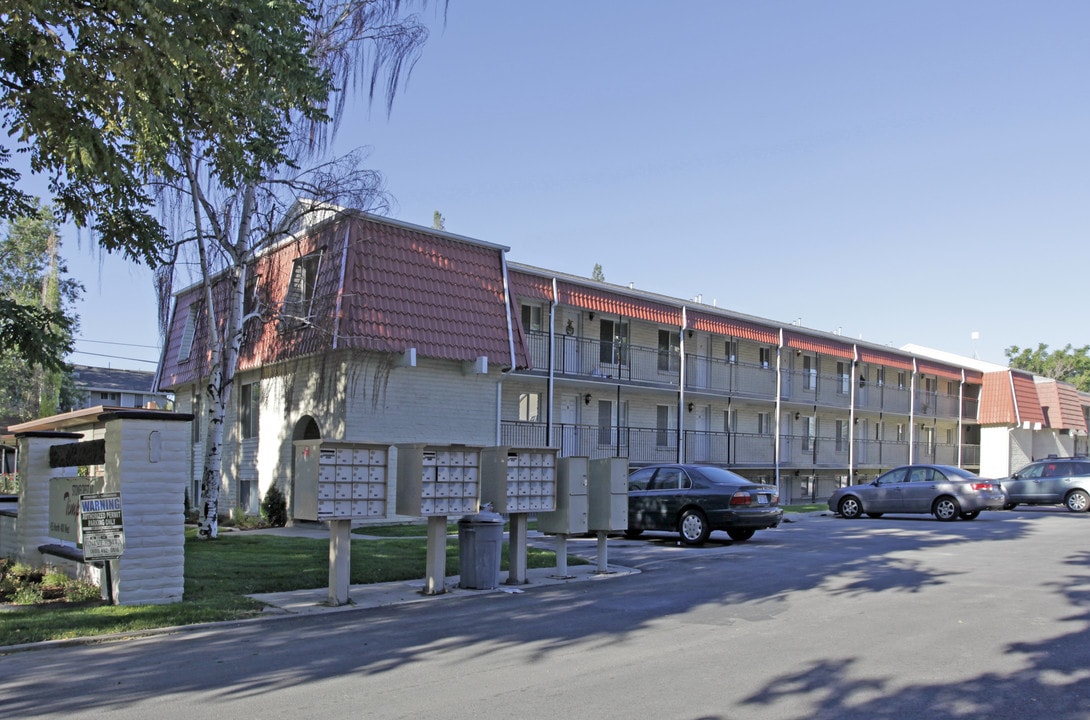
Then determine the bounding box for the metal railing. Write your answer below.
[501,421,979,472]
[523,330,975,420]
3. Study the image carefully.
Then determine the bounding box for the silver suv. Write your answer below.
[1002,457,1090,512]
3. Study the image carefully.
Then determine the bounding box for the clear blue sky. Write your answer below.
[65,1,1090,370]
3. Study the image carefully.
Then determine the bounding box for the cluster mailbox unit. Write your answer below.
[293,440,389,521]
[480,446,558,513]
[395,444,483,517]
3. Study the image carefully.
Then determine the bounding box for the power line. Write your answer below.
[76,338,160,350]
[69,350,159,365]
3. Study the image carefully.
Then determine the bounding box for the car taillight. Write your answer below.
[730,491,751,505]
[970,482,994,492]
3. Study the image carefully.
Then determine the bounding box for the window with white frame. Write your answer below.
[757,412,771,435]
[178,303,199,362]
[192,391,202,443]
[656,404,671,447]
[803,355,817,390]
[280,252,322,329]
[240,381,260,440]
[725,340,737,364]
[897,371,906,389]
[835,419,847,451]
[599,318,629,365]
[837,361,850,394]
[896,423,905,443]
[759,347,772,369]
[803,416,816,451]
[521,304,544,332]
[518,392,542,422]
[724,408,737,433]
[876,367,885,387]
[657,330,680,373]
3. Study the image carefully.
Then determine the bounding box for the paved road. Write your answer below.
[3,509,1089,720]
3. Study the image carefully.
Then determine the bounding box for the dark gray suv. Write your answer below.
[1002,457,1090,512]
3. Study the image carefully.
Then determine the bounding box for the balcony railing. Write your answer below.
[500,421,981,472]
[523,332,679,386]
[523,331,974,421]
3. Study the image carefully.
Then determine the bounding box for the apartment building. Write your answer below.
[155,209,1089,516]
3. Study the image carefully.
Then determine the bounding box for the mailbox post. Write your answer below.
[538,457,589,578]
[587,457,628,573]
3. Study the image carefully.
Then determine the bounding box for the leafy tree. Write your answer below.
[0,202,82,422]
[433,210,446,230]
[592,263,605,282]
[151,0,443,539]
[1006,343,1090,392]
[1,0,339,370]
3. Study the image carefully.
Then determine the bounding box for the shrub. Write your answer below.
[261,484,288,527]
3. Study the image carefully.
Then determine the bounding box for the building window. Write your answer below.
[897,371,906,390]
[131,394,144,409]
[759,347,772,369]
[518,393,541,422]
[874,422,882,441]
[192,391,202,443]
[835,419,847,451]
[724,409,737,433]
[655,405,672,447]
[597,399,613,446]
[876,367,885,387]
[803,355,816,390]
[521,304,543,332]
[178,303,199,362]
[599,319,629,365]
[802,416,815,451]
[657,330,680,373]
[98,391,120,404]
[757,412,771,435]
[896,423,905,443]
[837,362,850,394]
[240,381,260,440]
[280,251,322,329]
[725,340,737,364]
[946,428,955,445]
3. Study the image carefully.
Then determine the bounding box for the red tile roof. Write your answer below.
[157,213,528,391]
[1036,379,1089,433]
[978,370,1047,426]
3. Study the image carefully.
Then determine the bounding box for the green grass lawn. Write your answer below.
[0,528,577,646]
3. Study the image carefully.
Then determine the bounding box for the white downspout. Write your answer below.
[332,225,351,350]
[774,328,784,495]
[496,252,517,445]
[678,306,688,464]
[548,278,558,447]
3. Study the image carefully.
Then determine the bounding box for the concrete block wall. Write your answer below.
[104,416,188,605]
[15,434,82,567]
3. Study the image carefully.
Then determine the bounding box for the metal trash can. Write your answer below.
[457,508,504,589]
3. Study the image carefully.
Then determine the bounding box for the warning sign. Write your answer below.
[80,492,125,561]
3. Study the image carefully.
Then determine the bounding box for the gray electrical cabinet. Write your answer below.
[537,456,589,535]
[395,444,482,517]
[480,446,558,513]
[292,440,389,521]
[587,457,628,532]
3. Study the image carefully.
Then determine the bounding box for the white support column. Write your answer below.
[328,519,352,606]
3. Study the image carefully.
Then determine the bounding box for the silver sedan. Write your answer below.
[828,464,1008,521]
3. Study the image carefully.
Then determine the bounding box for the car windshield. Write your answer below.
[693,466,752,485]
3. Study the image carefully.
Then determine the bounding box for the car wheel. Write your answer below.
[623,528,643,539]
[959,510,980,520]
[678,509,710,546]
[866,512,884,519]
[1004,502,1019,510]
[1064,490,1090,513]
[933,496,961,521]
[838,496,863,519]
[726,528,755,542]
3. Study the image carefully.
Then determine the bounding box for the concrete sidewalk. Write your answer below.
[240,523,639,615]
[248,563,639,615]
